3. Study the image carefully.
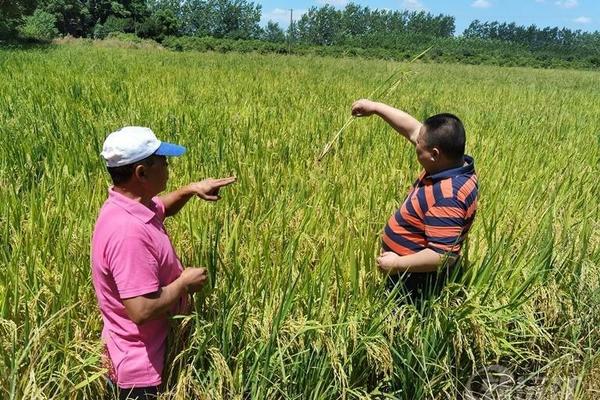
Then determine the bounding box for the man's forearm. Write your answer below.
[373,102,422,145]
[159,185,194,217]
[388,248,444,274]
[124,277,188,325]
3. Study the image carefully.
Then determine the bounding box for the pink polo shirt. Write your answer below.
[91,188,185,388]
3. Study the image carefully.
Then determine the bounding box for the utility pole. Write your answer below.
[288,9,293,54]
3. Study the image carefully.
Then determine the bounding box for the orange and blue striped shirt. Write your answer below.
[382,155,478,256]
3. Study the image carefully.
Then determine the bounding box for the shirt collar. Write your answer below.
[424,155,475,183]
[107,187,157,224]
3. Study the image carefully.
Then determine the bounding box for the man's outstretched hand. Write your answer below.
[351,99,379,117]
[187,176,237,201]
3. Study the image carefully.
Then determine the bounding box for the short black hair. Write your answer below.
[107,154,157,185]
[422,113,466,161]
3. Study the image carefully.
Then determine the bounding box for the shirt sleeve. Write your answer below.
[106,226,160,299]
[424,197,467,255]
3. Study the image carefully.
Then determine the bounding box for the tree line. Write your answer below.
[0,1,457,42]
[1,1,599,69]
[463,19,600,53]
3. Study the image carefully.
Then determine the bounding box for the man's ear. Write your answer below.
[431,147,440,161]
[134,164,146,181]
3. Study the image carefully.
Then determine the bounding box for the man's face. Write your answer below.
[415,126,436,172]
[143,155,169,194]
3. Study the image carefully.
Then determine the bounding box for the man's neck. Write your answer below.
[113,185,153,207]
[426,157,465,176]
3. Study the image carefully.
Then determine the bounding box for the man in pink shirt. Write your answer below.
[92,126,235,399]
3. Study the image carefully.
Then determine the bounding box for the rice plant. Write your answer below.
[0,43,599,399]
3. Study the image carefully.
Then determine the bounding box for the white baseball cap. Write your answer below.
[101,126,186,167]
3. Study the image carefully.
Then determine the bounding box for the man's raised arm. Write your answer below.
[351,99,422,146]
[160,176,236,217]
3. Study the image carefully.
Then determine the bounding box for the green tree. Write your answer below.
[39,0,90,36]
[341,3,369,37]
[86,0,151,38]
[18,8,59,41]
[297,5,342,46]
[86,0,115,32]
[0,0,36,39]
[137,8,180,40]
[181,0,261,39]
[261,20,284,42]
[93,14,133,38]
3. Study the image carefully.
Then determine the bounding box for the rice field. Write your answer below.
[0,43,599,399]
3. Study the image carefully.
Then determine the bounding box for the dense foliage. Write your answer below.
[157,34,599,70]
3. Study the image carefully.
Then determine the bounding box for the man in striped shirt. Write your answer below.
[351,99,478,301]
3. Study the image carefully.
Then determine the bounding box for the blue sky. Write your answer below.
[258,0,599,34]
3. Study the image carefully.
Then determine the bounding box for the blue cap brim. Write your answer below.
[155,142,186,157]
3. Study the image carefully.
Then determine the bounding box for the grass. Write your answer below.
[0,44,599,399]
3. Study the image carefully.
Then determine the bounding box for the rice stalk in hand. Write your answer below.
[317,46,432,161]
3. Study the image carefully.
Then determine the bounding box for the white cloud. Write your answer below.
[555,0,577,8]
[316,0,348,6]
[261,8,307,27]
[401,0,426,11]
[471,0,492,8]
[574,16,591,24]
